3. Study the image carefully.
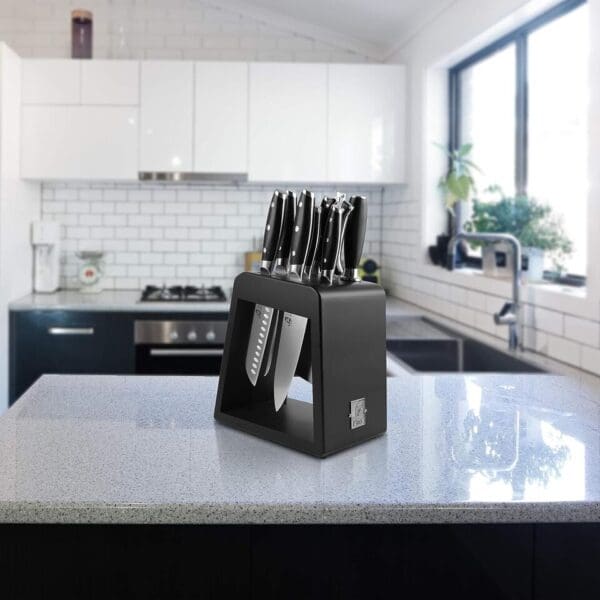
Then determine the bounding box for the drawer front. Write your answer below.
[10,311,135,404]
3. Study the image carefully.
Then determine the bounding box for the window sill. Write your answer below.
[419,263,597,319]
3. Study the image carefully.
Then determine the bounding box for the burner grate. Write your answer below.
[140,285,226,302]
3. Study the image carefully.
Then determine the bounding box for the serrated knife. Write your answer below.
[273,190,315,412]
[244,190,284,386]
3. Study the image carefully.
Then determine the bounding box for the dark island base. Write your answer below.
[0,523,598,599]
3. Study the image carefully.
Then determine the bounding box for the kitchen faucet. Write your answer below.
[447,233,523,351]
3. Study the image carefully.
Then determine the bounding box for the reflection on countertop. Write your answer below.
[0,373,599,524]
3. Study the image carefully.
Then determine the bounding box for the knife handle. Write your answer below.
[274,191,296,269]
[304,204,321,279]
[320,203,342,281]
[261,190,285,270]
[289,190,315,274]
[313,197,335,274]
[342,196,368,280]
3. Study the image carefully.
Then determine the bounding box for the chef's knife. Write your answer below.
[244,190,284,386]
[259,191,297,378]
[341,196,368,281]
[272,190,315,411]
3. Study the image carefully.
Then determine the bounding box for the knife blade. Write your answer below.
[341,195,368,281]
[273,190,315,411]
[244,190,284,386]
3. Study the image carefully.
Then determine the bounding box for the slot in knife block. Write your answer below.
[214,271,387,458]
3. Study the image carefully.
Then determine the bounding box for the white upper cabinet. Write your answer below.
[328,64,405,183]
[248,63,328,182]
[81,60,139,105]
[22,106,138,180]
[22,59,80,104]
[194,62,248,174]
[140,61,193,173]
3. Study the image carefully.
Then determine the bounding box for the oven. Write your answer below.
[134,320,227,376]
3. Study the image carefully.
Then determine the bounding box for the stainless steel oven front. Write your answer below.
[134,320,227,375]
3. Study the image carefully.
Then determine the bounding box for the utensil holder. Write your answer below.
[214,271,387,458]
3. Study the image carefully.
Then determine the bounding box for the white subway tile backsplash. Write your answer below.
[564,315,600,348]
[43,183,383,294]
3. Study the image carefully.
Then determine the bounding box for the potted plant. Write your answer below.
[464,190,573,281]
[429,143,480,266]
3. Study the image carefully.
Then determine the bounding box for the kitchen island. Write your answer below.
[1,373,599,598]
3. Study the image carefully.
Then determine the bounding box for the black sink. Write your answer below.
[386,319,545,374]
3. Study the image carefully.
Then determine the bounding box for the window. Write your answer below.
[449,0,589,278]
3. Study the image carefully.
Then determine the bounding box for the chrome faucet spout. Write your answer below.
[447,232,523,351]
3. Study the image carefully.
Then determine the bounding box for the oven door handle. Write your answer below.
[148,348,224,357]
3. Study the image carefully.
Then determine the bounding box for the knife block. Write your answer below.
[214,271,387,458]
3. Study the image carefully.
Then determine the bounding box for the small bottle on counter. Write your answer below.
[245,237,262,273]
[71,9,93,59]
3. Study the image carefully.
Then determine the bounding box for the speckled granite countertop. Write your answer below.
[1,374,599,525]
[9,290,230,313]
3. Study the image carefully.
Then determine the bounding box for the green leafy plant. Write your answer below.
[436,142,480,214]
[464,190,573,270]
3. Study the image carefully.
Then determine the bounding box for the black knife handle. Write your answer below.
[304,204,321,277]
[289,190,315,268]
[313,197,335,271]
[274,191,296,266]
[261,190,284,265]
[320,204,342,275]
[343,195,368,271]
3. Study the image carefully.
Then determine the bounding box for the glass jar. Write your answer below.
[71,9,93,59]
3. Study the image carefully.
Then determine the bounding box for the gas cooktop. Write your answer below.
[140,285,227,303]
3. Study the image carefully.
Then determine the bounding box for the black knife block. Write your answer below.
[214,271,387,458]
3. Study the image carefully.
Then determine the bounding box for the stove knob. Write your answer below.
[206,330,216,342]
[169,330,179,341]
[187,330,198,342]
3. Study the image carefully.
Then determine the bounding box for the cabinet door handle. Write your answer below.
[48,327,95,336]
[149,348,223,357]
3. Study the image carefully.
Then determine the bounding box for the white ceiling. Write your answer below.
[219,0,455,59]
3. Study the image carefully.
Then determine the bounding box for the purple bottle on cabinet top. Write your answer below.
[71,9,93,59]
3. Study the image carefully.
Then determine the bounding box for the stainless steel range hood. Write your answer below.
[138,172,248,183]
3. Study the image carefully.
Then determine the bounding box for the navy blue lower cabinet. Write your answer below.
[9,310,135,405]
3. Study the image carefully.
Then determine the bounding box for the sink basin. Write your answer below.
[386,318,545,374]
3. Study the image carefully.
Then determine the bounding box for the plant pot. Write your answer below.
[522,247,545,282]
[449,200,471,237]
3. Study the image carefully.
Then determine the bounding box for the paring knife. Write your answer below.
[245,190,285,386]
[272,190,315,412]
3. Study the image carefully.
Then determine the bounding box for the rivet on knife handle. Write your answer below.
[342,195,368,281]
